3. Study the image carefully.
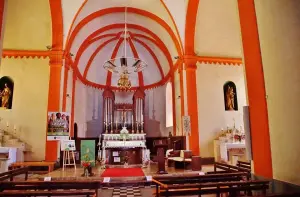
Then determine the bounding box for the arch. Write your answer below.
[0,76,14,109]
[223,81,238,111]
[166,82,173,127]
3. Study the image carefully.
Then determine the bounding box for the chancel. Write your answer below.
[0,0,300,196]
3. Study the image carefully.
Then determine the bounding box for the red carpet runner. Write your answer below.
[101,168,144,177]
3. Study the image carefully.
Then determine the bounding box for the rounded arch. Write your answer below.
[166,81,173,127]
[223,81,238,111]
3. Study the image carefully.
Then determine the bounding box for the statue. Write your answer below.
[0,83,11,109]
[226,85,235,110]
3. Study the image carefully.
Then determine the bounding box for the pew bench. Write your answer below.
[9,161,55,173]
[155,180,269,196]
[0,180,100,197]
[0,190,96,197]
[0,167,29,181]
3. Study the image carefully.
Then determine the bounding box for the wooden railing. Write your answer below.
[0,167,29,181]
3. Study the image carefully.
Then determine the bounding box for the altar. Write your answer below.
[100,88,150,165]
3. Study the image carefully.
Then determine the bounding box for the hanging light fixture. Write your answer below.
[103,7,147,90]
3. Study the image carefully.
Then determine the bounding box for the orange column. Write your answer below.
[62,63,70,112]
[237,0,273,178]
[45,51,63,161]
[185,61,200,155]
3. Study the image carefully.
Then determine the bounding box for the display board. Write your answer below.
[47,112,70,140]
[80,140,96,167]
[61,140,76,151]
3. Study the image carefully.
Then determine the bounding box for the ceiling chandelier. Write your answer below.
[103,7,148,90]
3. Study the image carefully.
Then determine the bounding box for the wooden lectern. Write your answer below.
[154,143,168,174]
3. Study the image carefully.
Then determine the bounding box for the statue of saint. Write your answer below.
[0,83,11,109]
[226,85,235,110]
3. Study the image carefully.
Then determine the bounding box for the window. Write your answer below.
[166,82,173,127]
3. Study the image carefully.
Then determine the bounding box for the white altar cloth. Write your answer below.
[104,140,146,148]
[220,142,246,162]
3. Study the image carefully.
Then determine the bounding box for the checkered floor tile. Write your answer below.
[112,186,142,197]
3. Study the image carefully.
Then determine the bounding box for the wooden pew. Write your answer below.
[154,179,269,197]
[0,167,29,181]
[10,161,55,173]
[237,160,251,171]
[153,172,249,196]
[0,180,100,197]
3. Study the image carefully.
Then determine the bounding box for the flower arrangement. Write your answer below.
[81,148,94,177]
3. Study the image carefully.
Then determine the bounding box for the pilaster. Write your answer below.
[184,59,200,155]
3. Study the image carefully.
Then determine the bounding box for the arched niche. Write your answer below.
[0,76,14,109]
[223,81,238,111]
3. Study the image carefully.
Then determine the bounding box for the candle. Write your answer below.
[6,122,9,127]
[14,125,16,130]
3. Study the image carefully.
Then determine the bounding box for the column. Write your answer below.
[185,60,200,155]
[45,51,63,161]
[237,0,273,178]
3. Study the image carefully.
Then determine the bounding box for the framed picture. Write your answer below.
[112,151,119,156]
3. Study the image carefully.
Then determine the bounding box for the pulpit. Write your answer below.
[154,141,168,174]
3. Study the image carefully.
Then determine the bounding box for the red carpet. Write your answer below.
[101,168,144,177]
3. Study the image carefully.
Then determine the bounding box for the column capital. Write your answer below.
[184,64,197,71]
[49,50,64,66]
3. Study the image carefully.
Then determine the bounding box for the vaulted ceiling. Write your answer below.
[60,0,242,90]
[63,0,185,90]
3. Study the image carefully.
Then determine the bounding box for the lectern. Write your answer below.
[154,143,168,174]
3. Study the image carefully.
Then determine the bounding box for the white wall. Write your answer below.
[145,84,172,137]
[0,58,49,161]
[196,63,247,157]
[174,71,182,136]
[255,0,300,185]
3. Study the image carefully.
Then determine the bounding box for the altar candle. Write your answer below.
[14,125,16,130]
[6,122,9,127]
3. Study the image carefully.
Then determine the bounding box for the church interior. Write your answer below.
[0,0,300,196]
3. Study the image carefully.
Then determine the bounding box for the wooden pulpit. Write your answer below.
[154,143,168,174]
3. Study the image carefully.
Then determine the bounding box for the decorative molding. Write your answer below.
[2,50,51,59]
[2,49,64,63]
[180,55,243,66]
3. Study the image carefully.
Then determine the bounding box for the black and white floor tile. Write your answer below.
[112,186,142,197]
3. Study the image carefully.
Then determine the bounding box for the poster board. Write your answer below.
[80,140,96,167]
[47,112,70,140]
[61,140,76,151]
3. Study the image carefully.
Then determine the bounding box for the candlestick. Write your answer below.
[14,125,16,130]
[115,121,118,133]
[131,115,134,133]
[136,122,139,133]
[6,121,9,127]
[141,122,144,133]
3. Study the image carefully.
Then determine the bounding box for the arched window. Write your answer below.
[166,82,173,127]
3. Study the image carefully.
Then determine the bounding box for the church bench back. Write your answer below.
[157,180,269,197]
[0,190,96,197]
[213,162,251,173]
[0,180,100,197]
[0,167,29,181]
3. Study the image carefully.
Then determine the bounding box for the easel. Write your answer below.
[62,138,76,171]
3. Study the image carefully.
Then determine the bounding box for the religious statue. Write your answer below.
[226,85,235,110]
[223,81,238,111]
[0,83,12,109]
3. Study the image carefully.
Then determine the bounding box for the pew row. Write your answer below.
[153,179,269,197]
[0,167,29,181]
[0,180,100,197]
